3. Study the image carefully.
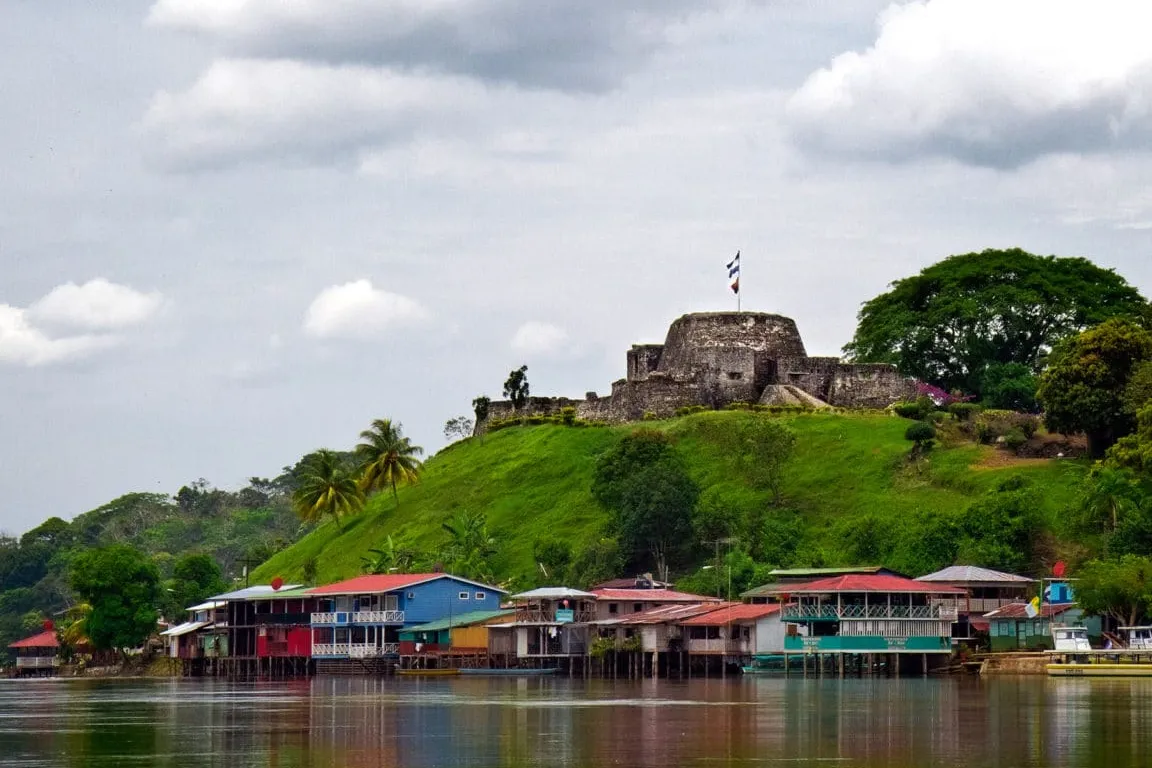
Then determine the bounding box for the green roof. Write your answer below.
[398,609,513,636]
[243,587,313,600]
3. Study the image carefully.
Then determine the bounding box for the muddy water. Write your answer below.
[2,675,1150,767]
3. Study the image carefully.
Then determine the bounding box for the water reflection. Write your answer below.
[2,676,1152,767]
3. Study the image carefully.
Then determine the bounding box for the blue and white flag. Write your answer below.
[727,251,740,294]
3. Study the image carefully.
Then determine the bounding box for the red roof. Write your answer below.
[308,573,444,595]
[679,604,781,626]
[8,630,59,649]
[592,588,721,603]
[777,574,965,595]
[984,602,1077,619]
[599,602,728,625]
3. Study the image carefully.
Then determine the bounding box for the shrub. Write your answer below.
[724,402,753,411]
[905,421,937,453]
[928,410,950,425]
[975,409,1041,444]
[893,401,924,419]
[948,402,984,422]
[559,407,577,426]
[674,405,712,417]
[1002,428,1028,451]
[641,411,658,421]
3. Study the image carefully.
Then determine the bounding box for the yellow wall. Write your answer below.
[451,626,490,649]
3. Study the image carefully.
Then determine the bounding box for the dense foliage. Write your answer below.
[845,249,1148,398]
[70,545,162,652]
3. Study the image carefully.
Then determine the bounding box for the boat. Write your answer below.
[396,668,461,677]
[458,668,558,677]
[741,654,804,674]
[1045,625,1152,677]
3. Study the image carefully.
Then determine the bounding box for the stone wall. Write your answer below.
[657,313,807,379]
[626,345,664,382]
[828,364,919,408]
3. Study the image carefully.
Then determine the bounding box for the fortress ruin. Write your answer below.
[484,312,917,425]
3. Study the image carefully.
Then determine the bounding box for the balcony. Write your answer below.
[352,610,405,624]
[686,639,750,655]
[15,656,58,669]
[515,608,595,624]
[311,612,349,625]
[312,642,400,658]
[783,604,951,620]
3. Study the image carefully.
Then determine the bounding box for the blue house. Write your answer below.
[307,573,506,660]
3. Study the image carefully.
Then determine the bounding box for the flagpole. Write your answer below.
[738,250,742,313]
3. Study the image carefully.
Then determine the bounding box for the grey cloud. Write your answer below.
[148,0,726,92]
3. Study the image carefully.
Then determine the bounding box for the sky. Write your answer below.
[3,0,1152,535]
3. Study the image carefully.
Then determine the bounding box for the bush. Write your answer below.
[559,407,577,426]
[905,421,937,454]
[674,405,712,417]
[948,402,984,422]
[975,409,1041,444]
[641,411,658,421]
[724,402,753,411]
[928,410,950,425]
[1002,428,1028,451]
[893,401,925,420]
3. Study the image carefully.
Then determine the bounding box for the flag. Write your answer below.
[727,251,740,294]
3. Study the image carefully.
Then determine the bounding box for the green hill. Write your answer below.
[252,410,1086,588]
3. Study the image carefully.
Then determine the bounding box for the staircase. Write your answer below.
[758,384,831,409]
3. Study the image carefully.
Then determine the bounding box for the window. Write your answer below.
[632,603,643,613]
[459,591,470,600]
[475,592,486,601]
[608,603,618,615]
[406,592,415,600]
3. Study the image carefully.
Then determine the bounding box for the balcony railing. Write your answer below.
[352,610,405,624]
[311,612,349,625]
[783,604,947,620]
[686,639,750,654]
[313,643,400,658]
[15,657,58,669]
[515,609,595,624]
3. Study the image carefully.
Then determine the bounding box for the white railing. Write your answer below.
[313,642,400,657]
[686,639,750,654]
[311,612,348,624]
[964,598,1026,614]
[15,657,58,669]
[783,604,945,620]
[352,610,405,624]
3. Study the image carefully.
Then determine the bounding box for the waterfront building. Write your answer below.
[499,587,597,664]
[397,609,514,669]
[741,567,906,603]
[589,587,720,620]
[983,602,1100,651]
[161,598,226,660]
[308,574,506,670]
[749,573,964,673]
[7,630,60,676]
[915,565,1037,641]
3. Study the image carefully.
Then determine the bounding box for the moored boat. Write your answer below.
[397,668,461,677]
[458,668,558,676]
[1045,625,1152,677]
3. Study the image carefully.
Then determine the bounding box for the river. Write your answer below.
[2,676,1150,767]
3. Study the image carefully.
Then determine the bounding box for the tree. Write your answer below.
[443,416,474,442]
[981,362,1039,412]
[844,249,1148,397]
[955,476,1042,573]
[904,421,938,455]
[1075,555,1152,627]
[503,365,530,410]
[292,449,365,529]
[441,511,498,582]
[1078,466,1145,534]
[163,553,226,620]
[361,535,421,574]
[69,544,161,653]
[1125,361,1152,415]
[472,396,491,424]
[592,430,699,582]
[1038,319,1152,457]
[710,418,797,504]
[355,419,425,505]
[1109,405,1152,475]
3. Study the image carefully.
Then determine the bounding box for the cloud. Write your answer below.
[0,279,165,367]
[147,0,720,92]
[142,58,483,170]
[27,278,164,331]
[786,0,1152,168]
[303,279,431,339]
[510,321,569,356]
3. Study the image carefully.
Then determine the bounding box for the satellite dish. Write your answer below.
[43,619,55,632]
[1053,561,1067,578]
[271,576,284,591]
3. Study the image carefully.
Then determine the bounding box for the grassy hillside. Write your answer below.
[252,410,1086,588]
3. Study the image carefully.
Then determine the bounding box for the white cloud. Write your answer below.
[27,278,164,331]
[141,58,482,170]
[0,305,117,367]
[786,0,1152,168]
[303,279,431,339]
[0,279,165,367]
[510,321,569,356]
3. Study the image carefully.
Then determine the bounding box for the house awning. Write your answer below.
[161,621,209,637]
[185,601,226,612]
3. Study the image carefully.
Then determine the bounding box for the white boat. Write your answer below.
[1046,625,1152,677]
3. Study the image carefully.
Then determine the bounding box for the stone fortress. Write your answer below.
[484,312,918,425]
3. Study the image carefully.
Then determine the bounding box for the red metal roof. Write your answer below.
[598,602,729,625]
[679,604,781,626]
[775,574,966,595]
[8,630,59,649]
[591,588,721,603]
[983,602,1077,619]
[308,573,445,595]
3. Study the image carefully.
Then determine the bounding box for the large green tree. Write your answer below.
[1075,555,1152,627]
[844,249,1148,397]
[592,430,699,582]
[163,553,226,620]
[1037,319,1152,457]
[292,449,365,529]
[356,419,424,505]
[69,544,162,653]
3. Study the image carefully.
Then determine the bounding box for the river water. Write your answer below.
[1,676,1150,767]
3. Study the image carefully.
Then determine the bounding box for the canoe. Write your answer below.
[1047,663,1152,677]
[458,668,558,677]
[396,669,461,677]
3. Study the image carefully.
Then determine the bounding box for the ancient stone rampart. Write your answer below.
[478,311,916,428]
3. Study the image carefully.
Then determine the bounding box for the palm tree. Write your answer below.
[356,419,424,505]
[441,511,498,582]
[292,449,364,530]
[360,535,420,574]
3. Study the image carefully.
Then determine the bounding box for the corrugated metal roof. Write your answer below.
[983,602,1078,619]
[916,566,1035,584]
[511,587,597,600]
[208,585,303,601]
[759,574,966,595]
[309,573,507,596]
[161,620,210,637]
[769,566,889,577]
[593,603,727,626]
[185,600,227,612]
[8,630,58,649]
[679,604,781,625]
[592,588,721,603]
[398,610,514,635]
[592,578,672,590]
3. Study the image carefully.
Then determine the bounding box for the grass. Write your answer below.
[252,410,1087,588]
